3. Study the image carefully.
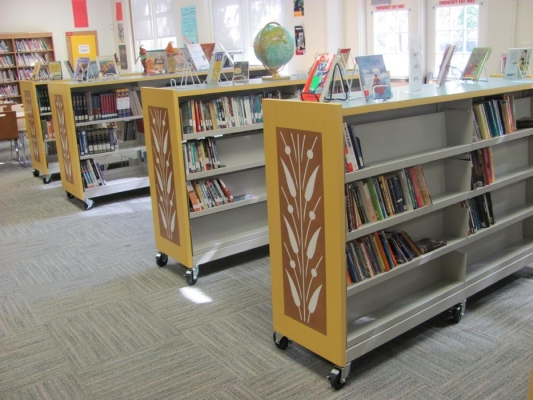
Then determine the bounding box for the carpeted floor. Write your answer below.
[0,140,532,399]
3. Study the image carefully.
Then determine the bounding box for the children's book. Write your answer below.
[30,62,41,81]
[206,52,225,84]
[96,55,119,77]
[436,44,456,86]
[72,57,90,82]
[232,61,249,82]
[145,51,168,75]
[301,54,337,102]
[48,61,62,80]
[503,48,531,80]
[461,47,492,81]
[87,61,100,80]
[355,54,392,101]
[185,43,210,72]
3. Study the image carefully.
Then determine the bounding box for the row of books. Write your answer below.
[0,41,9,53]
[41,118,55,140]
[116,120,138,142]
[0,85,18,97]
[457,193,495,235]
[469,148,495,189]
[186,178,235,212]
[37,88,51,113]
[0,55,14,67]
[343,122,365,172]
[179,91,281,134]
[472,95,516,140]
[72,89,139,123]
[183,138,221,174]
[346,230,447,285]
[76,128,118,156]
[18,68,49,81]
[0,69,16,83]
[15,53,48,67]
[15,39,50,52]
[346,166,432,231]
[81,159,106,188]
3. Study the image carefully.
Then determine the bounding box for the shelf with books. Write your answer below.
[141,77,306,284]
[263,78,533,389]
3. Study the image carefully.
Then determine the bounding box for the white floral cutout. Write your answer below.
[54,95,73,183]
[149,106,179,244]
[24,91,40,163]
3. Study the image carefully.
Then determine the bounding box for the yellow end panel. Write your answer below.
[20,81,48,174]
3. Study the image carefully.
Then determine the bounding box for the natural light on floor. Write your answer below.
[180,286,213,304]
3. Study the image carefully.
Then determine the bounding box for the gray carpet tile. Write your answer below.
[46,297,178,369]
[143,274,270,331]
[0,266,21,295]
[0,291,39,338]
[119,264,194,295]
[0,327,71,393]
[2,371,89,400]
[77,336,240,400]
[202,384,263,400]
[23,271,135,323]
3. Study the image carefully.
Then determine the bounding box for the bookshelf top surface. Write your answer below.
[335,78,533,116]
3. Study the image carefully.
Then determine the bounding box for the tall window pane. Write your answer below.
[373,10,409,77]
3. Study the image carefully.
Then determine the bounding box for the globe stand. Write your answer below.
[261,68,290,81]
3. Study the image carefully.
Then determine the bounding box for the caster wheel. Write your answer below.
[155,252,168,267]
[66,192,74,199]
[452,307,462,323]
[33,169,39,177]
[43,176,51,184]
[328,368,346,390]
[84,199,94,210]
[185,270,198,285]
[272,332,290,350]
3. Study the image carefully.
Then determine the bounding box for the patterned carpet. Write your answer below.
[0,141,532,399]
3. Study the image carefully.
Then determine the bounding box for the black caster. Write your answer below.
[328,368,346,390]
[66,192,74,199]
[43,175,51,184]
[155,252,168,267]
[272,332,290,350]
[449,300,466,323]
[84,199,94,210]
[33,169,39,177]
[185,265,199,285]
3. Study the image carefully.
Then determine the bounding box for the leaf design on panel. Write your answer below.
[149,106,180,245]
[54,95,73,184]
[278,128,326,334]
[24,91,40,163]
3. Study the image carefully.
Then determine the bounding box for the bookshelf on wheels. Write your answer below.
[263,78,533,389]
[141,78,305,284]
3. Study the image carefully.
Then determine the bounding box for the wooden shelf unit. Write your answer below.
[263,78,533,389]
[0,32,55,101]
[141,77,306,284]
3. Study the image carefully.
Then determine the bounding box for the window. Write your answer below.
[373,9,409,77]
[434,4,479,76]
[131,0,176,52]
[211,0,283,64]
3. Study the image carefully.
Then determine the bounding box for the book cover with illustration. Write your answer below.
[206,51,225,84]
[48,61,62,80]
[503,48,531,80]
[72,57,90,82]
[96,55,119,77]
[145,51,168,75]
[233,61,249,82]
[301,53,337,102]
[436,44,456,86]
[356,54,392,101]
[185,43,210,72]
[461,47,492,81]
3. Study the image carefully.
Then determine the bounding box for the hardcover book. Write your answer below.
[96,55,119,77]
[301,54,338,102]
[72,57,90,82]
[185,43,210,72]
[355,54,392,101]
[503,48,531,80]
[461,47,492,81]
[232,61,249,82]
[48,61,62,80]
[206,52,225,84]
[436,44,456,86]
[144,51,167,75]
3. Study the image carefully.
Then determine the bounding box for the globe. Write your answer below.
[253,22,295,79]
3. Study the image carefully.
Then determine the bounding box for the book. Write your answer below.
[503,48,531,80]
[48,61,62,80]
[185,43,210,72]
[414,238,447,254]
[87,61,100,80]
[200,43,215,63]
[301,54,337,102]
[232,61,249,82]
[30,62,41,81]
[72,57,90,82]
[96,55,119,77]
[337,48,351,71]
[461,47,492,81]
[206,52,225,85]
[144,51,167,75]
[355,54,392,101]
[436,44,456,86]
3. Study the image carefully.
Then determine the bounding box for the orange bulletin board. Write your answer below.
[66,30,99,68]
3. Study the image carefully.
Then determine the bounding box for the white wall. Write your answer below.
[3,0,115,70]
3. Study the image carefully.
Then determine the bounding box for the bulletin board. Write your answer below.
[65,30,99,68]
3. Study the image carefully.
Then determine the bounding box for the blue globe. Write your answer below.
[253,22,295,78]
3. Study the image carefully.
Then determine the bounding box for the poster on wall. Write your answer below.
[71,0,89,28]
[294,0,304,16]
[118,23,125,43]
[181,6,198,45]
[294,26,306,55]
[116,2,123,21]
[119,44,128,70]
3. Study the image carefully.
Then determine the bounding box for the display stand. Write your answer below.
[178,62,201,86]
[462,66,489,83]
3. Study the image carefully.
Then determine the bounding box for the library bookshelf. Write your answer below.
[141,77,306,284]
[20,80,60,182]
[0,33,55,103]
[263,78,533,389]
